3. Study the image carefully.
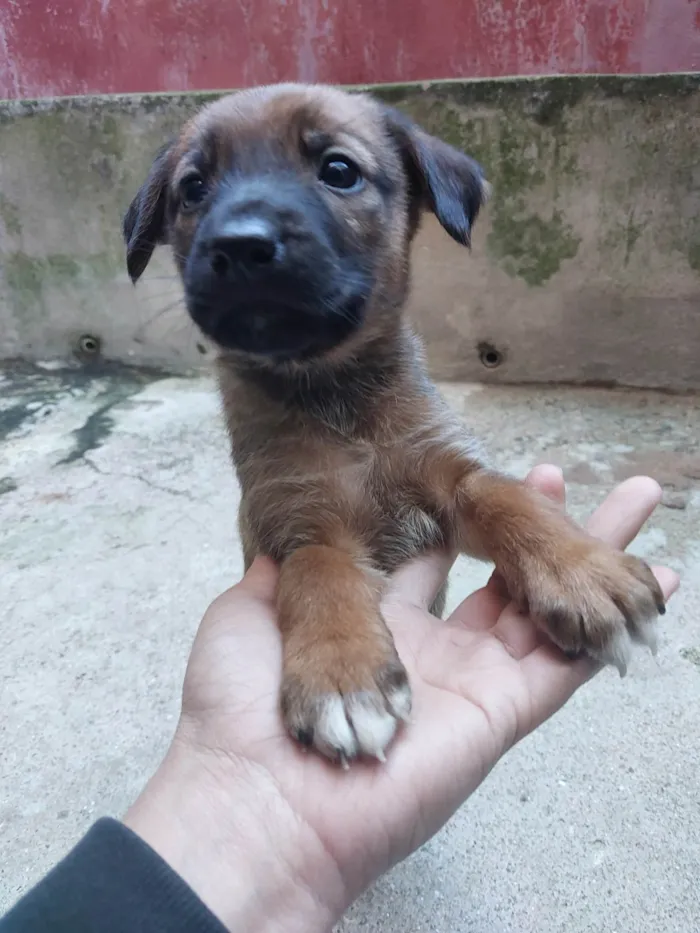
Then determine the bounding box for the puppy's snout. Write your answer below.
[182,171,372,357]
[208,217,283,277]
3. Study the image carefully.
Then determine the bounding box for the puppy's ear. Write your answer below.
[383,106,489,247]
[123,141,173,283]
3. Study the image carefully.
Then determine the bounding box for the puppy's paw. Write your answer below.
[281,657,411,766]
[506,540,665,675]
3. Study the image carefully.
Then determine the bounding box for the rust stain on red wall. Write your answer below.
[1,0,699,100]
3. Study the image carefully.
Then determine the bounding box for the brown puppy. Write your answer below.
[123,84,664,765]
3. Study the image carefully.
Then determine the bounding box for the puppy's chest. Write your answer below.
[233,407,478,568]
[369,498,446,573]
[338,446,447,572]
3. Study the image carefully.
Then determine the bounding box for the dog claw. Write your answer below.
[296,728,314,749]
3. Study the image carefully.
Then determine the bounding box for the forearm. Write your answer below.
[1,742,345,933]
[124,741,345,933]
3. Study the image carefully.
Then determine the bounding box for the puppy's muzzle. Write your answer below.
[183,176,372,359]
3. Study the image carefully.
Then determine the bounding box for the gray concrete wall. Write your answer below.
[1,75,699,390]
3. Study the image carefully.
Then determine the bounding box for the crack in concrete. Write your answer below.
[82,456,196,501]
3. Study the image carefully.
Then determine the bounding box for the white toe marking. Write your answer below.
[316,695,358,759]
[346,694,399,757]
[386,683,412,722]
[634,618,659,655]
[604,628,633,677]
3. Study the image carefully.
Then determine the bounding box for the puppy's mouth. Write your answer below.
[185,290,369,361]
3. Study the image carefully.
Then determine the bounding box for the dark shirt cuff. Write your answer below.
[0,817,228,932]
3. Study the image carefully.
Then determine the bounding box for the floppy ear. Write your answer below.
[123,142,173,283]
[383,106,489,247]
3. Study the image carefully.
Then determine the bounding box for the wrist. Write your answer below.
[124,736,346,932]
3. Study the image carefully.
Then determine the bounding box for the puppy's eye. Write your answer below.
[180,174,207,209]
[319,155,362,191]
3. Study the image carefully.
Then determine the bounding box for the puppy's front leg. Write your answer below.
[278,544,411,765]
[451,468,665,674]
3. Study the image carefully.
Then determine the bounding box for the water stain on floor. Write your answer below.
[0,360,166,466]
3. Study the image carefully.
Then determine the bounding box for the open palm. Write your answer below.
[176,465,678,907]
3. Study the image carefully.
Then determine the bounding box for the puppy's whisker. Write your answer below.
[132,299,187,343]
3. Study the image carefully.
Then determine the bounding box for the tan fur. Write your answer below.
[124,84,665,764]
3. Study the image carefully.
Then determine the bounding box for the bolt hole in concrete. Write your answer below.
[478,342,504,368]
[76,334,101,357]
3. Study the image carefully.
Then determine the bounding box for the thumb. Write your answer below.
[236,555,279,603]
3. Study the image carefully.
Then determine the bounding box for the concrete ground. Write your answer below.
[1,363,699,932]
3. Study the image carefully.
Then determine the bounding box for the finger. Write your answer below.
[518,645,597,737]
[651,565,681,598]
[525,463,566,509]
[491,475,664,660]
[447,582,508,632]
[201,557,279,636]
[386,548,455,610]
[451,474,666,655]
[231,555,279,604]
[488,562,678,667]
[519,564,680,733]
[486,605,545,659]
[585,475,662,547]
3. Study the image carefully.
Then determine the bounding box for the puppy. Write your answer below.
[123,84,664,765]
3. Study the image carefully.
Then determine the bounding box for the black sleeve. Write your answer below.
[0,817,229,933]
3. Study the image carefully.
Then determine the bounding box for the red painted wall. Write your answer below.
[1,0,699,101]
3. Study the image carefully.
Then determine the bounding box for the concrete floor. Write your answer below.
[1,363,699,932]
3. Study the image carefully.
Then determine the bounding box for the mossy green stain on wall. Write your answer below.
[0,193,22,236]
[4,252,122,316]
[2,72,700,359]
[25,110,125,164]
[488,205,581,287]
[384,90,581,285]
[687,237,700,274]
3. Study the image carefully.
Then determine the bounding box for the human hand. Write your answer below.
[126,466,679,932]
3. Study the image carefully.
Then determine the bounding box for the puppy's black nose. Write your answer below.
[208,218,282,276]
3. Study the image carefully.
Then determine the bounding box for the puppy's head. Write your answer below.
[124,84,487,364]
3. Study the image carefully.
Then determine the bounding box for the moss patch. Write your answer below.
[687,238,700,274]
[4,252,122,316]
[488,207,581,287]
[380,88,582,285]
[2,72,700,370]
[0,193,22,236]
